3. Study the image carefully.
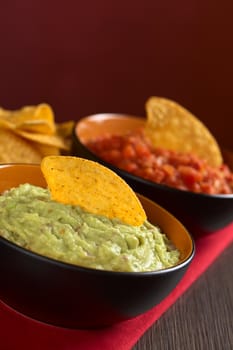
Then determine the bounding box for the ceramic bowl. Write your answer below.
[72,113,233,235]
[0,164,194,329]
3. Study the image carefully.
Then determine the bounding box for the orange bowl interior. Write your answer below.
[76,113,145,144]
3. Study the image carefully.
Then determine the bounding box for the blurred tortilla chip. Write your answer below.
[0,103,56,135]
[14,129,69,150]
[33,143,60,157]
[56,120,75,138]
[145,96,223,167]
[55,120,75,153]
[0,103,74,160]
[0,129,42,163]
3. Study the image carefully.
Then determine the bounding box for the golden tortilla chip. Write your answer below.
[0,118,13,130]
[145,97,223,167]
[0,129,42,163]
[14,129,68,150]
[33,143,60,157]
[0,104,56,135]
[56,120,75,153]
[41,156,146,226]
[56,120,75,138]
[0,104,74,159]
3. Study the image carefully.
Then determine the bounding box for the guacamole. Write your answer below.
[0,184,180,272]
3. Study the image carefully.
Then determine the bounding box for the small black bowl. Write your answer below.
[72,113,233,236]
[0,164,194,329]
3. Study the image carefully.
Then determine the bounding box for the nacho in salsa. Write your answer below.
[86,132,233,195]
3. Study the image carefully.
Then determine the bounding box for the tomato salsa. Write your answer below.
[86,131,233,195]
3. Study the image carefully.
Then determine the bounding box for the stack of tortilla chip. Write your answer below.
[0,103,74,163]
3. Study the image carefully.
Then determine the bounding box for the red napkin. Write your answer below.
[1,224,232,350]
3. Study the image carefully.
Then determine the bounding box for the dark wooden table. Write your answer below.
[133,243,233,350]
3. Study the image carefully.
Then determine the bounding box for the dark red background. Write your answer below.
[0,1,233,148]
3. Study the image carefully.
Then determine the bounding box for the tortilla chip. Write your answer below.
[56,120,75,138]
[33,143,60,157]
[14,129,68,150]
[0,104,56,135]
[0,129,42,163]
[56,120,75,153]
[41,156,146,226]
[0,118,13,130]
[145,97,223,167]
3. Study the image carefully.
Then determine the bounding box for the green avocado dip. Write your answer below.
[0,184,180,272]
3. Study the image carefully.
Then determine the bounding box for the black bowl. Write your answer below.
[72,113,233,235]
[0,164,194,329]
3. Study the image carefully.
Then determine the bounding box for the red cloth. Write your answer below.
[1,224,232,350]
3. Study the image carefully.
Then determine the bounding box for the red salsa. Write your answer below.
[86,130,233,195]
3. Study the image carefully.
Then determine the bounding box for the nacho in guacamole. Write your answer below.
[0,184,179,272]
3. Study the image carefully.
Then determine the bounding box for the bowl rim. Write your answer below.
[0,163,195,276]
[0,235,195,276]
[73,113,233,199]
